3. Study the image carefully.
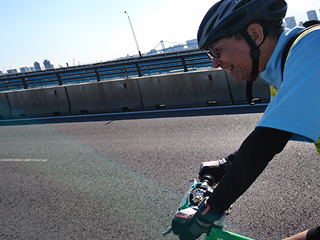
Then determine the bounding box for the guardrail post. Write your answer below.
[56,73,63,85]
[22,77,27,89]
[94,69,101,82]
[135,63,142,77]
[124,66,129,79]
[181,57,188,72]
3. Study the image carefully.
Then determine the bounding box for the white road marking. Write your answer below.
[0,159,48,162]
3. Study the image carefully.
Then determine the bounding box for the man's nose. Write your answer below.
[211,58,222,68]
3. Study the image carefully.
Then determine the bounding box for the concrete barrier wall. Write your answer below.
[0,92,11,119]
[225,72,270,104]
[65,79,143,114]
[138,69,233,110]
[6,87,70,118]
[0,69,271,119]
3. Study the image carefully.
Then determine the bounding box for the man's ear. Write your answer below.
[247,23,264,46]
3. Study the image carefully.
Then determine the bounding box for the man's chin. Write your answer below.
[234,73,249,83]
[225,71,247,83]
[231,75,245,83]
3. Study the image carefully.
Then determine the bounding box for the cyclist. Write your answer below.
[171,0,320,239]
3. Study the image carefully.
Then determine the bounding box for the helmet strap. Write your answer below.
[240,28,268,104]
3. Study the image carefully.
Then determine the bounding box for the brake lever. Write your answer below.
[161,227,172,236]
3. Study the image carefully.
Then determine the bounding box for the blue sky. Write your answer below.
[0,0,319,72]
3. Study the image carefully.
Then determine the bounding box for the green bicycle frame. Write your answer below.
[206,227,254,240]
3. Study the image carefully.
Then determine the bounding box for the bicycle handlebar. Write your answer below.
[162,174,255,240]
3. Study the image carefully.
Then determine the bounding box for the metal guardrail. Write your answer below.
[0,49,212,92]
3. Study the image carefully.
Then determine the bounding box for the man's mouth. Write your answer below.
[225,66,233,73]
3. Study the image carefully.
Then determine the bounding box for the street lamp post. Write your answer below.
[124,11,142,58]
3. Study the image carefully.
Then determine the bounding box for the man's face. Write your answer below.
[208,36,252,82]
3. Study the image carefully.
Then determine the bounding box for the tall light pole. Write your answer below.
[124,11,142,58]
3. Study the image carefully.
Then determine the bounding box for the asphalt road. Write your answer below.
[0,105,319,240]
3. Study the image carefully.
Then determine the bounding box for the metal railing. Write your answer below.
[0,49,212,92]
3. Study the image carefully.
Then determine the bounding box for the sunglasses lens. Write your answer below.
[209,48,219,58]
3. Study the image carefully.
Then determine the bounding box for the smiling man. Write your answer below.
[206,23,279,83]
[171,0,320,239]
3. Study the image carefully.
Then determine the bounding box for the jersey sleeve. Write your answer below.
[207,127,292,212]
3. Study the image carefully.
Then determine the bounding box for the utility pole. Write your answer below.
[124,11,142,58]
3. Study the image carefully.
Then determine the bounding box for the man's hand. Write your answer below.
[172,199,224,240]
[171,207,204,240]
[199,152,237,181]
[198,158,229,182]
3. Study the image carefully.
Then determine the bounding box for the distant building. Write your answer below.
[34,61,41,71]
[186,39,198,49]
[285,16,297,29]
[146,49,158,55]
[7,69,18,74]
[43,59,54,70]
[164,44,185,53]
[20,67,30,73]
[307,10,318,21]
[145,38,204,56]
[30,67,36,72]
[0,71,3,75]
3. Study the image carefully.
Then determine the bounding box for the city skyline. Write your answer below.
[285,8,319,29]
[2,38,198,74]
[1,0,319,74]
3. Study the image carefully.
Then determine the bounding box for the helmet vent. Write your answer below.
[233,0,254,10]
[205,16,218,37]
[219,2,232,19]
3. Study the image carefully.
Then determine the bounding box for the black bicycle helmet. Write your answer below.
[197,0,287,50]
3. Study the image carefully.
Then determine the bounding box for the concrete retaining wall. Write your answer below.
[0,69,270,119]
[65,79,143,114]
[138,69,233,110]
[226,73,270,104]
[0,92,11,119]
[6,87,70,118]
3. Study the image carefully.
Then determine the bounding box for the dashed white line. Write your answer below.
[0,159,48,162]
